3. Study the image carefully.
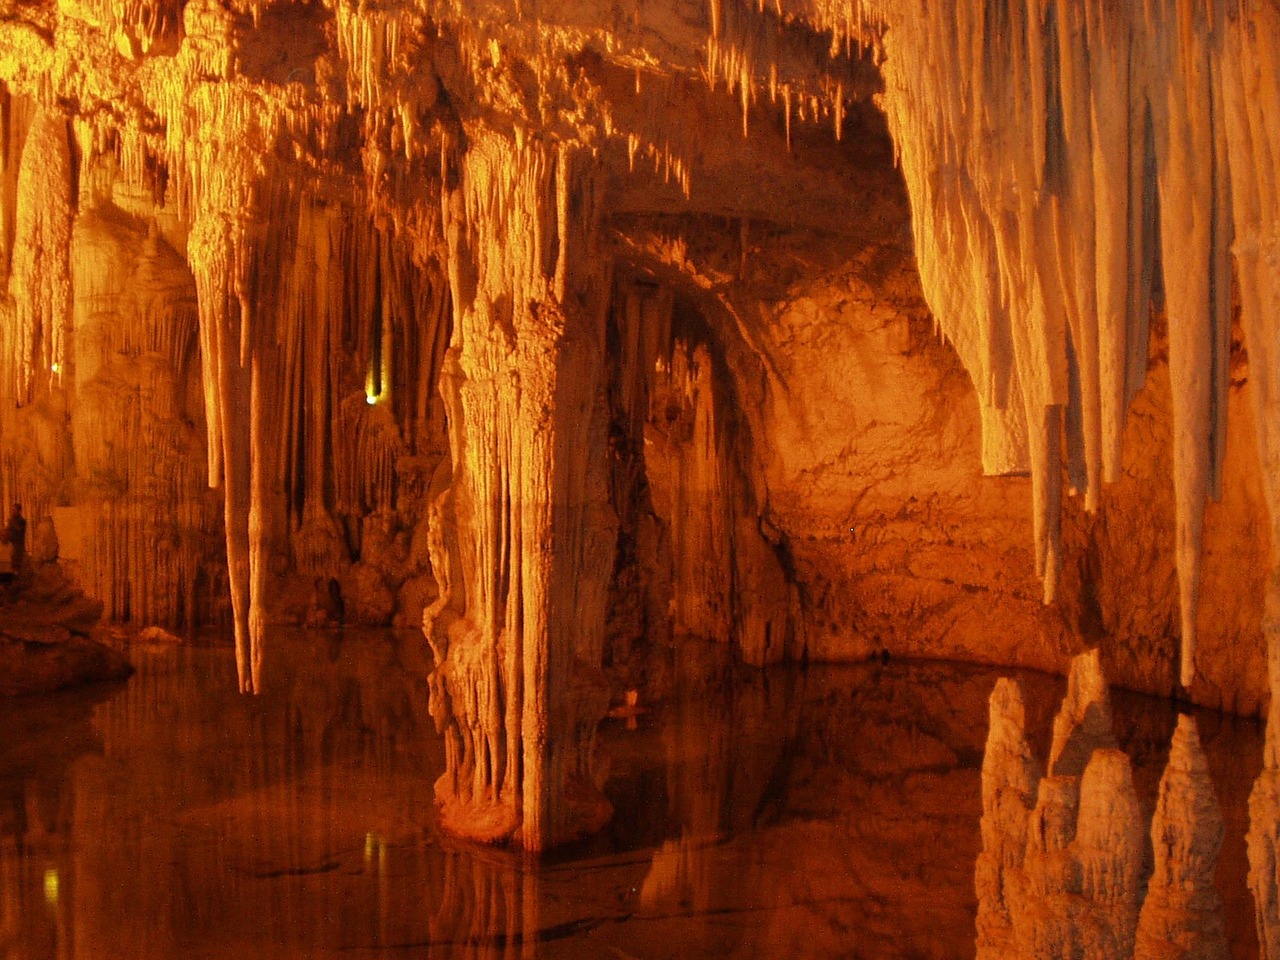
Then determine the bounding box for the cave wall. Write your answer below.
[610,195,1270,714]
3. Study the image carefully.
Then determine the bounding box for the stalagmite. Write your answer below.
[1048,648,1118,778]
[1134,715,1228,959]
[975,678,1041,960]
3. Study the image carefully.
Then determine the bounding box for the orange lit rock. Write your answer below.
[0,0,1278,854]
[978,653,1219,959]
[1134,716,1229,959]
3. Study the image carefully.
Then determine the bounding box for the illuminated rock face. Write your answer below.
[0,0,1278,845]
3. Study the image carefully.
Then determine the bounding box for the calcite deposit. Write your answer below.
[977,651,1224,960]
[0,0,1278,848]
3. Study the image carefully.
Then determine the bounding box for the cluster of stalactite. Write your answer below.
[693,0,1280,689]
[759,0,1280,689]
[70,187,214,627]
[707,0,877,146]
[0,0,458,670]
[0,97,73,522]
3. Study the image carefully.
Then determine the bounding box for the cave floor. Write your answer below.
[0,631,1265,959]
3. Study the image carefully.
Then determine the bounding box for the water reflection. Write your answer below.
[0,636,1271,959]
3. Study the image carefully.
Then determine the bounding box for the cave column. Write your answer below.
[424,131,615,851]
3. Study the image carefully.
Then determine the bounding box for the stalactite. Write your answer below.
[8,107,72,405]
[188,207,258,692]
[1147,0,1231,689]
[1220,0,1280,728]
[703,1,869,162]
[854,0,1277,684]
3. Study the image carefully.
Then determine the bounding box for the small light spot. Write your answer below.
[50,363,60,374]
[366,393,377,405]
[44,868,59,904]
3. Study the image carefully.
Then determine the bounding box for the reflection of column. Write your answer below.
[0,701,88,960]
[428,848,532,960]
[638,649,802,935]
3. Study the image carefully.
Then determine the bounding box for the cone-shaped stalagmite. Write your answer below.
[1134,715,1228,959]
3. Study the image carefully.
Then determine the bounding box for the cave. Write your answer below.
[2,0,1280,957]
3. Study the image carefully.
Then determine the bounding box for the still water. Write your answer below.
[0,633,1266,959]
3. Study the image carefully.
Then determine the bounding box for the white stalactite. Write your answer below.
[835,0,1278,685]
[9,107,72,404]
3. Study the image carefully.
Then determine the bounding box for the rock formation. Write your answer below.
[1134,716,1228,959]
[978,652,1224,960]
[0,0,1277,848]
[0,547,132,696]
[842,0,1279,689]
[975,678,1041,959]
[1049,648,1119,778]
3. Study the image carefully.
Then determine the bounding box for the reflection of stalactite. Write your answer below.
[1249,715,1280,958]
[975,678,1041,959]
[1048,649,1118,778]
[1135,716,1228,958]
[977,652,1220,959]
